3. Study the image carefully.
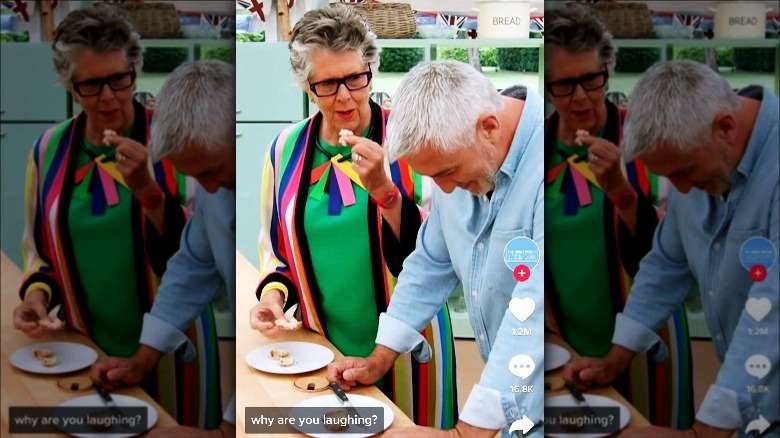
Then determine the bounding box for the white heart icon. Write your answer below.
[745,297,771,322]
[509,298,535,322]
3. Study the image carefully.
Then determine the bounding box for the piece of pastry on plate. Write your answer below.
[42,356,59,367]
[33,348,54,359]
[323,410,349,431]
[278,356,295,367]
[269,348,289,359]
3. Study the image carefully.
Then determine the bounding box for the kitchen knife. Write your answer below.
[327,381,367,428]
[564,381,597,417]
[91,381,125,417]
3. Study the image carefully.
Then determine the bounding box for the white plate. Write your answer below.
[544,343,571,372]
[246,342,335,375]
[10,342,98,375]
[291,393,395,438]
[544,393,630,438]
[57,394,158,438]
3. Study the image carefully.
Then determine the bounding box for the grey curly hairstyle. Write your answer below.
[52,3,143,89]
[288,4,380,90]
[544,3,616,79]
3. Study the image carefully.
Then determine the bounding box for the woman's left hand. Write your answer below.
[103,131,158,198]
[579,134,632,199]
[341,134,394,199]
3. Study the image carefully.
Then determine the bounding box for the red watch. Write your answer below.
[373,186,402,209]
[609,188,637,210]
[139,185,164,210]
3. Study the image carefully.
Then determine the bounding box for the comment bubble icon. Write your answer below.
[745,354,771,379]
[509,355,535,379]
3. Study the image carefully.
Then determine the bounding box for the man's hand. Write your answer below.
[327,345,399,391]
[249,289,287,337]
[618,421,734,438]
[563,344,634,390]
[90,345,161,391]
[383,421,497,438]
[13,289,54,337]
[145,420,235,438]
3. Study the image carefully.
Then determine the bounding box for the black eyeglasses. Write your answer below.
[546,67,609,97]
[72,69,136,97]
[308,66,372,97]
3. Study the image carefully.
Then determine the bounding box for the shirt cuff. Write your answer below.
[139,313,195,362]
[612,313,668,361]
[459,384,509,430]
[223,394,236,424]
[375,313,431,362]
[696,384,743,430]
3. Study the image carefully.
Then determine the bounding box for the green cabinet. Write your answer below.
[236,43,307,122]
[0,123,51,267]
[0,44,69,123]
[236,123,289,267]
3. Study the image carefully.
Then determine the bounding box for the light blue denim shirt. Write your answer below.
[376,88,545,436]
[139,187,237,423]
[614,88,779,435]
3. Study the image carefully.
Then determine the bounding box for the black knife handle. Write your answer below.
[564,381,586,403]
[328,381,350,403]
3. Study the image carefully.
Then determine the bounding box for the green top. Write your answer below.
[545,135,614,358]
[303,127,385,390]
[68,137,142,357]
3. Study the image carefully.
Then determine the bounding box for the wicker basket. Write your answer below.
[114,2,181,39]
[590,2,653,39]
[351,0,417,39]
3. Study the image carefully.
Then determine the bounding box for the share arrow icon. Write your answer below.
[509,415,536,436]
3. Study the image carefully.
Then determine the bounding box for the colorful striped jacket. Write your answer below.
[19,101,222,429]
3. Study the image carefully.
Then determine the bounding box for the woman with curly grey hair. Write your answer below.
[544,2,693,429]
[249,4,458,429]
[12,3,222,430]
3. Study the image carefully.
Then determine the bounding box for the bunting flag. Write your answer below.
[673,13,703,29]
[236,0,265,22]
[531,17,544,34]
[436,14,467,28]
[771,17,779,35]
[2,0,30,22]
[201,13,229,29]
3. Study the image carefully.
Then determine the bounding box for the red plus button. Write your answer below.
[514,265,530,282]
[750,264,767,282]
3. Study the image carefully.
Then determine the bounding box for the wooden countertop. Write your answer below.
[545,332,651,431]
[0,252,178,437]
[235,250,415,437]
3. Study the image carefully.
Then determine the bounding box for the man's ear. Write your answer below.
[713,112,737,143]
[477,113,501,144]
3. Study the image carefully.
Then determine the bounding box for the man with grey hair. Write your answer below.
[565,61,778,438]
[329,60,544,437]
[91,60,236,438]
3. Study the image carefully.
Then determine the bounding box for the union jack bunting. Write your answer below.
[2,0,30,22]
[436,13,467,28]
[771,17,779,35]
[202,13,229,29]
[236,0,265,22]
[531,17,544,34]
[673,13,703,29]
